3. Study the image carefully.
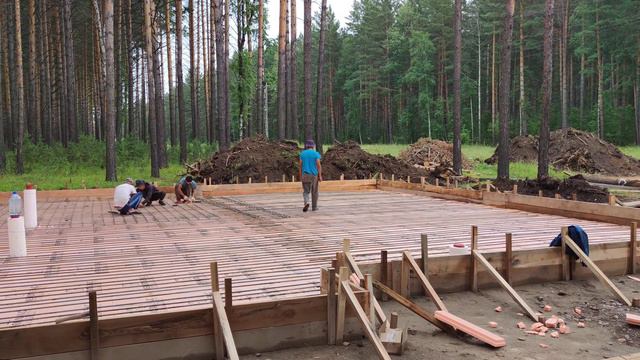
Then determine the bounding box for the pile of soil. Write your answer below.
[485,128,640,176]
[492,175,609,203]
[322,141,432,181]
[186,136,300,183]
[399,138,472,169]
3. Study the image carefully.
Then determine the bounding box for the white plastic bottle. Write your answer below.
[9,192,22,218]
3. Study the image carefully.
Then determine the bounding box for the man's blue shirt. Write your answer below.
[300,149,321,175]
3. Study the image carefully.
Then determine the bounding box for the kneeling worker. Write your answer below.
[136,179,166,206]
[113,178,136,208]
[299,139,322,212]
[175,175,197,203]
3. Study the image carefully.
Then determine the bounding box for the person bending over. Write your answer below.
[299,140,322,212]
[113,178,136,209]
[136,179,166,206]
[175,175,197,203]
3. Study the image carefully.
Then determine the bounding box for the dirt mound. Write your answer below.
[492,175,609,203]
[323,141,432,181]
[187,136,300,183]
[485,128,640,176]
[399,138,472,169]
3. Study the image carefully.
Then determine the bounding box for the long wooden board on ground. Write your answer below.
[434,311,506,348]
[472,250,540,321]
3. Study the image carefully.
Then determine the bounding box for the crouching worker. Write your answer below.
[136,179,166,206]
[118,191,144,215]
[175,175,197,203]
[299,140,322,212]
[113,178,136,209]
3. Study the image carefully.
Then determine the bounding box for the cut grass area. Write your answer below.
[621,146,640,160]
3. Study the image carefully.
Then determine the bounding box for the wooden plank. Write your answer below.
[341,281,392,360]
[505,233,513,285]
[344,250,387,325]
[336,267,349,343]
[434,310,506,348]
[225,278,233,310]
[211,263,224,360]
[631,222,638,274]
[345,252,364,281]
[563,234,632,306]
[472,250,539,321]
[561,227,571,281]
[471,225,478,292]
[373,280,452,334]
[400,254,410,297]
[212,291,240,360]
[364,274,375,327]
[202,179,377,196]
[421,234,429,275]
[402,252,447,311]
[380,250,389,301]
[89,291,99,360]
[327,268,337,345]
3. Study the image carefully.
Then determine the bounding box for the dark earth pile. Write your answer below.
[399,138,472,169]
[492,175,609,203]
[486,128,640,176]
[322,141,432,181]
[187,136,300,184]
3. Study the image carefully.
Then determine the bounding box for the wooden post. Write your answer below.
[236,176,240,184]
[421,234,429,276]
[224,278,233,310]
[555,193,562,199]
[392,174,395,182]
[343,238,351,253]
[390,312,398,329]
[336,252,346,270]
[560,227,570,281]
[485,183,491,192]
[400,254,410,297]
[210,262,224,360]
[282,174,286,182]
[572,193,578,201]
[446,178,450,188]
[364,274,375,326]
[265,176,268,183]
[89,291,99,360]
[454,179,459,188]
[630,222,638,274]
[436,178,440,187]
[336,266,349,343]
[538,190,543,197]
[381,250,388,301]
[420,177,425,185]
[505,233,513,285]
[512,184,518,194]
[407,176,410,183]
[292,175,295,182]
[340,174,344,181]
[327,267,337,345]
[609,194,617,206]
[248,177,252,184]
[471,226,478,292]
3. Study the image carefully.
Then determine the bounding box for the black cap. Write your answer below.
[186,176,193,182]
[135,180,145,187]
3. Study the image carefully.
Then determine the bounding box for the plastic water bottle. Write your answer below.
[9,192,22,218]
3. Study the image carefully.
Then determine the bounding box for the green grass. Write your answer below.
[621,146,640,160]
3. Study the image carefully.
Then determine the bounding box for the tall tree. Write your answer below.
[144,0,159,177]
[254,0,265,136]
[303,0,312,141]
[497,0,516,180]
[104,0,117,181]
[277,0,287,139]
[595,2,604,138]
[518,0,526,136]
[213,0,228,149]
[635,38,640,145]
[538,0,555,180]
[315,0,328,153]
[452,0,463,175]
[189,0,199,139]
[289,0,299,140]
[176,0,188,162]
[165,0,176,146]
[151,0,167,167]
[63,0,77,143]
[14,0,25,174]
[27,0,39,142]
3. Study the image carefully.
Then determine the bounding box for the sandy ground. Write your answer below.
[240,276,640,360]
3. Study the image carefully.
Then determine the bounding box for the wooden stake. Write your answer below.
[631,222,638,274]
[224,278,233,310]
[210,262,220,292]
[560,227,570,281]
[364,274,375,326]
[265,176,268,183]
[327,267,337,345]
[210,263,224,360]
[505,233,513,285]
[421,234,429,276]
[420,177,425,185]
[538,190,543,197]
[446,178,450,188]
[343,238,351,253]
[471,226,478,292]
[236,176,239,185]
[389,312,398,329]
[609,194,617,206]
[572,192,578,201]
[454,179,459,188]
[512,184,518,194]
[381,250,389,301]
[248,177,252,184]
[392,174,395,182]
[336,266,349,343]
[89,291,99,360]
[340,174,344,181]
[212,291,240,360]
[282,174,286,183]
[402,252,447,311]
[436,178,440,187]
[407,176,411,183]
[400,253,410,297]
[555,193,562,199]
[485,183,490,192]
[292,175,295,182]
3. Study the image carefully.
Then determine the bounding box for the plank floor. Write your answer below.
[0,190,629,329]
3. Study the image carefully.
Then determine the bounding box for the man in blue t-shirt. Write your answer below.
[299,140,323,212]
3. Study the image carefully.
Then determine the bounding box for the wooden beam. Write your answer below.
[561,227,571,281]
[505,233,513,285]
[89,291,99,360]
[400,252,410,297]
[212,292,240,360]
[225,278,233,310]
[373,280,453,334]
[344,249,387,325]
[402,252,447,311]
[563,234,632,306]
[434,311,506,348]
[364,274,375,327]
[336,267,349,343]
[471,225,478,292]
[631,222,638,274]
[472,250,539,321]
[380,250,388,301]
[341,281,392,360]
[211,263,224,360]
[421,234,429,275]
[327,268,337,345]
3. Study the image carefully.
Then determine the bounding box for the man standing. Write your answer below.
[113,178,136,208]
[299,140,322,212]
[175,175,197,203]
[136,179,166,206]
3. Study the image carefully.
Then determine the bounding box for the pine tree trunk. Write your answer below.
[452,0,462,175]
[189,0,199,139]
[144,0,159,177]
[27,0,40,142]
[277,0,287,140]
[166,0,176,146]
[635,39,640,145]
[104,0,117,181]
[519,0,526,136]
[40,0,51,144]
[303,0,314,142]
[176,0,187,161]
[314,0,327,154]
[497,0,515,181]
[14,0,26,174]
[255,0,265,136]
[114,0,122,139]
[491,29,496,144]
[538,0,555,180]
[126,0,134,136]
[63,0,77,143]
[224,0,230,145]
[151,0,166,168]
[213,0,228,149]
[237,0,246,139]
[579,21,585,128]
[596,5,604,139]
[477,10,482,143]
[561,0,569,129]
[208,0,217,142]
[289,0,299,141]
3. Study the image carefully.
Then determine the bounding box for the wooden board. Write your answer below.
[434,310,506,348]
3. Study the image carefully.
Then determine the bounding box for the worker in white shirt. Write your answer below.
[113,178,136,208]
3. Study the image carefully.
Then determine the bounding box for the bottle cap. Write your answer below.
[12,191,17,195]
[25,183,34,190]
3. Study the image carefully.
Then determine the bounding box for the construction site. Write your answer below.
[2,174,640,360]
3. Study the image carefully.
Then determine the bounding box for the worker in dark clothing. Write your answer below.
[135,180,166,206]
